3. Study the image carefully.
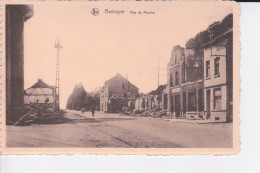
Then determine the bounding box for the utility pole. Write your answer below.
[54,39,62,111]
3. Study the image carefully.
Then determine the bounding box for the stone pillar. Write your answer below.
[186,92,188,113]
[6,5,33,123]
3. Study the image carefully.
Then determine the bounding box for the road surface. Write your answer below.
[7,110,233,148]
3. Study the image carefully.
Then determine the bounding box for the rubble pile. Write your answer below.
[14,106,68,126]
[121,107,167,119]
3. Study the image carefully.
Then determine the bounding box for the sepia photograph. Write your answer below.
[2,1,240,154]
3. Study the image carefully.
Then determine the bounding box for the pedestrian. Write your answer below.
[91,106,95,117]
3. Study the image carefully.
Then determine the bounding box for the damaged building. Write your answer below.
[24,79,57,108]
[135,94,159,111]
[164,45,204,119]
[163,13,233,122]
[100,73,139,113]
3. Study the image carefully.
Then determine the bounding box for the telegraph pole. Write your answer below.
[54,39,62,110]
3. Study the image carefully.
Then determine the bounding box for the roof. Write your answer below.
[25,88,54,96]
[25,79,55,95]
[105,73,139,90]
[202,28,232,48]
[29,79,54,89]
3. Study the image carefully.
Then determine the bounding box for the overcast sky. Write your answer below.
[23,2,233,108]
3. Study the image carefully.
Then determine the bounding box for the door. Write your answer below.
[170,96,174,113]
[206,89,211,118]
[183,92,186,114]
[175,95,181,118]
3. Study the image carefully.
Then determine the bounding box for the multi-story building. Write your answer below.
[203,16,233,122]
[164,45,204,119]
[163,13,233,122]
[100,73,139,113]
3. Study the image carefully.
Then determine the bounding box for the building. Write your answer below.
[164,45,204,119]
[6,5,34,123]
[24,79,56,108]
[203,14,233,122]
[135,94,159,111]
[100,73,139,113]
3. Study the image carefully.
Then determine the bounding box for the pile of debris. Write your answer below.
[14,107,68,126]
[121,107,168,119]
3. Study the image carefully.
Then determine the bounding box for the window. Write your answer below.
[182,68,185,83]
[214,88,222,109]
[175,72,179,86]
[206,60,210,79]
[124,93,127,98]
[214,57,220,77]
[175,54,178,65]
[122,84,125,89]
[170,73,173,87]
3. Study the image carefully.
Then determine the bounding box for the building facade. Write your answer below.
[100,73,139,113]
[135,94,159,111]
[24,79,56,108]
[163,13,233,122]
[164,45,204,119]
[203,28,233,122]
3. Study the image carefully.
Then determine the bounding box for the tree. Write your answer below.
[66,83,101,111]
[66,83,87,110]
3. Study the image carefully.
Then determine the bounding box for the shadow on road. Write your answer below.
[72,117,136,124]
[65,112,136,124]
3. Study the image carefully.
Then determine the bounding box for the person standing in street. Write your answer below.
[91,106,95,117]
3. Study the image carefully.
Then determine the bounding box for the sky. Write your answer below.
[23,2,233,108]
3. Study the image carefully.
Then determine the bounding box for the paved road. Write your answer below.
[7,110,233,148]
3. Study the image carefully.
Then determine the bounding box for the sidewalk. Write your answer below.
[163,118,227,124]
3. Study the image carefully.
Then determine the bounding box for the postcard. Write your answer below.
[0,1,240,155]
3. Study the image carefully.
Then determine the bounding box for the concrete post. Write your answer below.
[6,5,33,123]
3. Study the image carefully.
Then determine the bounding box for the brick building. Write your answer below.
[100,73,139,113]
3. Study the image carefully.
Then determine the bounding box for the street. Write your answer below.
[7,110,233,148]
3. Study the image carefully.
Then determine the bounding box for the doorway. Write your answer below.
[175,94,181,118]
[170,95,174,113]
[206,89,211,119]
